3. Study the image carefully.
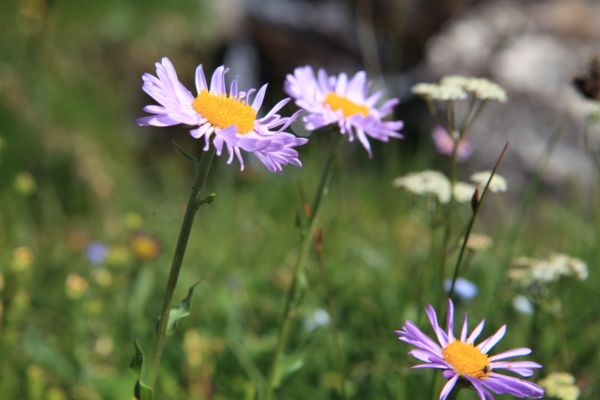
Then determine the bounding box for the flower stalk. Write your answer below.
[146,148,215,388]
[264,134,341,400]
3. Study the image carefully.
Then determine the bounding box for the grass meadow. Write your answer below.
[1,1,598,399]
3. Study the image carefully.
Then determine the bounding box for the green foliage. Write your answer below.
[0,0,599,399]
[166,282,199,337]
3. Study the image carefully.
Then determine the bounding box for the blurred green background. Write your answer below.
[1,0,598,399]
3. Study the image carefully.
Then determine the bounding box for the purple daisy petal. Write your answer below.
[285,65,403,155]
[439,375,459,400]
[396,299,544,400]
[446,298,455,340]
[477,325,507,354]
[138,58,308,173]
[489,347,532,361]
[467,319,485,344]
[482,373,544,399]
[426,305,449,347]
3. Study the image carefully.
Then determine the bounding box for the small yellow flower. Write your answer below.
[94,336,114,357]
[125,212,143,230]
[14,171,37,195]
[92,269,113,288]
[11,246,34,272]
[129,232,161,262]
[66,273,89,299]
[106,245,132,268]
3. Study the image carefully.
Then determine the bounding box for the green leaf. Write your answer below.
[134,380,154,400]
[129,339,154,400]
[272,352,304,389]
[129,338,145,376]
[195,192,216,207]
[166,281,200,336]
[171,140,197,162]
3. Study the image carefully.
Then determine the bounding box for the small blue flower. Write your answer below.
[86,242,109,265]
[444,277,478,300]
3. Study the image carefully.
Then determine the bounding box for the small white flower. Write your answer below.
[393,170,451,203]
[412,82,468,101]
[512,295,534,315]
[441,76,508,102]
[453,181,477,203]
[470,171,508,193]
[304,309,331,332]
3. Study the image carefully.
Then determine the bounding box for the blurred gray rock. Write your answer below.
[424,0,600,190]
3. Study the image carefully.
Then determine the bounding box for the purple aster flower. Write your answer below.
[137,57,308,173]
[395,299,544,400]
[284,66,403,156]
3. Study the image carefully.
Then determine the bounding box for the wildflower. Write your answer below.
[125,212,143,230]
[106,245,132,268]
[304,308,331,332]
[393,170,474,204]
[396,299,544,399]
[431,126,473,161]
[393,170,451,203]
[86,242,109,265]
[285,66,403,156]
[470,171,508,193]
[14,171,36,195]
[466,233,493,252]
[512,295,534,315]
[444,277,478,300]
[441,76,508,102]
[138,57,307,173]
[453,181,477,203]
[508,254,588,289]
[92,269,113,288]
[94,336,114,357]
[412,82,468,101]
[65,273,89,299]
[539,372,580,400]
[11,246,34,272]
[129,231,161,262]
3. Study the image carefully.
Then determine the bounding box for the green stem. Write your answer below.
[263,134,341,400]
[146,149,215,388]
[315,232,347,399]
[448,143,509,298]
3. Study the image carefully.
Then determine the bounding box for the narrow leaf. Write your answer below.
[129,338,145,376]
[272,352,305,389]
[134,380,154,400]
[166,281,200,336]
[196,192,216,207]
[171,140,198,162]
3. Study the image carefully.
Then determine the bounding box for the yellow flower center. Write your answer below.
[324,92,369,117]
[442,340,491,378]
[192,90,257,134]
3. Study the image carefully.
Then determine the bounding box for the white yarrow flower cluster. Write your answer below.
[508,253,588,288]
[441,76,508,102]
[538,372,580,400]
[393,170,476,204]
[411,82,468,101]
[470,171,508,193]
